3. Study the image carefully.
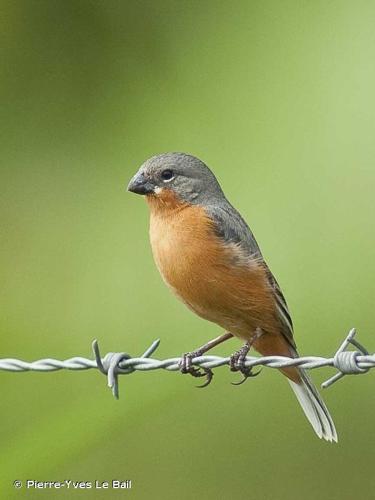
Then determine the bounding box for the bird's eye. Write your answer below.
[161,169,174,182]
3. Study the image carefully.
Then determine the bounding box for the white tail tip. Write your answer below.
[289,378,338,443]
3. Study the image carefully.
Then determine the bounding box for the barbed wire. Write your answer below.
[0,328,372,399]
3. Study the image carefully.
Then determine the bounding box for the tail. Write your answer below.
[288,369,338,442]
[253,333,337,441]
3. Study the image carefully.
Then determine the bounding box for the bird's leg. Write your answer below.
[230,328,263,386]
[180,332,233,388]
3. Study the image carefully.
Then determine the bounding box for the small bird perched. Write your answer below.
[128,152,337,442]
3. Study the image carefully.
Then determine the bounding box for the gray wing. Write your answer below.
[262,266,296,349]
[205,202,295,349]
[205,202,263,258]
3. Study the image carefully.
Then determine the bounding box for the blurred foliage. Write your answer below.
[1,1,375,499]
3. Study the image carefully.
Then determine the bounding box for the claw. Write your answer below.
[179,352,214,388]
[229,338,261,385]
[231,367,261,385]
[196,367,214,388]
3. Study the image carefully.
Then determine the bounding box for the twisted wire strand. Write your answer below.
[0,329,371,398]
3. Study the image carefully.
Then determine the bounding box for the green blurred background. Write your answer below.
[1,1,375,498]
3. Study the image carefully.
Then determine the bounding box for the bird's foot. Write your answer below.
[230,342,261,385]
[179,351,213,388]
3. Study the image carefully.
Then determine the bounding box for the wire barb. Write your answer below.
[0,329,372,399]
[92,338,161,399]
[321,328,369,388]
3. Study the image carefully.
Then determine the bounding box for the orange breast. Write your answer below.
[146,190,280,341]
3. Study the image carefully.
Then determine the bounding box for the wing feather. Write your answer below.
[205,203,295,348]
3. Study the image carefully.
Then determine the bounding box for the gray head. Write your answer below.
[127,152,224,205]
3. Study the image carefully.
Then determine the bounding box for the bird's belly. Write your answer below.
[149,208,276,337]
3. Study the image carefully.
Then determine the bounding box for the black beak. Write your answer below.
[127,172,155,195]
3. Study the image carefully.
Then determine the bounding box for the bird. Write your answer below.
[127,152,337,442]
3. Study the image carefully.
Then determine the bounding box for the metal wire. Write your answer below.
[0,328,372,399]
